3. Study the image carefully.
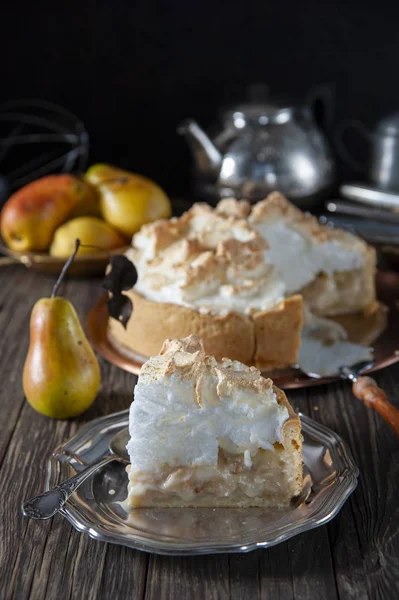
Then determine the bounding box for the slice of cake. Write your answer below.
[126,335,303,508]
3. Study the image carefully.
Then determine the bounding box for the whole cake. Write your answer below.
[126,335,303,508]
[108,192,377,369]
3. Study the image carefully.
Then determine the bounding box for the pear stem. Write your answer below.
[51,239,81,298]
[79,243,112,256]
[97,177,129,187]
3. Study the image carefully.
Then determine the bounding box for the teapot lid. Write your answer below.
[375,112,399,136]
[223,103,293,127]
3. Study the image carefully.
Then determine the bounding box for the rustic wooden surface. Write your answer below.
[0,265,398,600]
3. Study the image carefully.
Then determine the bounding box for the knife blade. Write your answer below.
[340,182,399,210]
[326,200,399,224]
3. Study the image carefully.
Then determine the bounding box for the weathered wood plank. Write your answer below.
[1,402,78,598]
[145,554,230,600]
[229,551,261,600]
[98,546,149,600]
[257,387,338,600]
[307,379,372,600]
[259,541,295,600]
[308,366,399,600]
[0,267,45,465]
[258,496,338,600]
[289,528,338,600]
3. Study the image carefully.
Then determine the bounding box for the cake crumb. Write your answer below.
[244,449,252,469]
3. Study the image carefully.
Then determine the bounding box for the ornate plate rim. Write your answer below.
[45,410,359,555]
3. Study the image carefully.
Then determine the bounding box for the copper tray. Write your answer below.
[87,271,399,389]
[0,237,129,276]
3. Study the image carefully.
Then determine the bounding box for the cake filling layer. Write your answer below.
[127,446,297,506]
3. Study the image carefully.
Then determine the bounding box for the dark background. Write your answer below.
[1,0,398,196]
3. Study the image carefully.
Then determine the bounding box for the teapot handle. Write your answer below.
[306,83,335,132]
[334,120,371,173]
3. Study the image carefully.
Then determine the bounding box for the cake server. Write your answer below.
[297,337,399,436]
[22,427,130,520]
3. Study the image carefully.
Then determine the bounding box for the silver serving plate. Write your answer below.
[45,410,358,555]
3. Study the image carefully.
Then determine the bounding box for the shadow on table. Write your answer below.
[75,392,132,423]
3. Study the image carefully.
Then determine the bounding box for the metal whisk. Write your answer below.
[0,99,89,205]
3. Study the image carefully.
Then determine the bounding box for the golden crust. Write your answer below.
[109,289,255,364]
[108,290,303,369]
[253,295,303,370]
[275,386,303,499]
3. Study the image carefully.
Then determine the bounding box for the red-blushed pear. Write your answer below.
[0,175,100,252]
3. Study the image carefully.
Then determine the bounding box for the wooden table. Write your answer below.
[1,266,399,600]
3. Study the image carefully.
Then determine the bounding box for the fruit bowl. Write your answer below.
[0,236,129,276]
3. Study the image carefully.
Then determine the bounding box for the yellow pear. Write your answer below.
[86,163,171,237]
[49,217,125,258]
[23,241,101,419]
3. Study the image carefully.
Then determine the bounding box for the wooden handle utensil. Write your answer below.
[352,376,399,436]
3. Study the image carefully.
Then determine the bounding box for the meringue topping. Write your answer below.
[129,202,285,314]
[127,193,367,315]
[127,335,289,474]
[249,192,367,294]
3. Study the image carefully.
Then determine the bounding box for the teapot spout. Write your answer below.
[177,119,222,179]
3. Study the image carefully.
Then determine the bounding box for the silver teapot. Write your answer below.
[178,86,336,207]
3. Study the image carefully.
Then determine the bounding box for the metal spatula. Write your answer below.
[297,336,399,437]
